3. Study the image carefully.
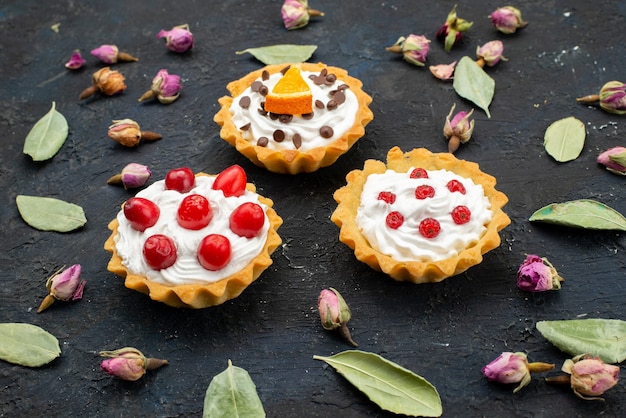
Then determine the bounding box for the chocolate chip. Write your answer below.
[280,65,291,75]
[257,137,269,147]
[262,70,269,81]
[251,81,263,92]
[302,112,314,120]
[320,126,334,138]
[239,96,251,109]
[325,73,337,83]
[326,100,337,110]
[315,100,325,109]
[259,85,269,96]
[338,84,349,91]
[292,133,302,149]
[279,114,293,123]
[273,130,285,142]
[320,68,327,77]
[269,113,279,120]
[258,107,268,116]
[240,122,251,131]
[332,91,345,105]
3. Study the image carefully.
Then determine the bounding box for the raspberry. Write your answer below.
[419,218,441,238]
[415,185,435,199]
[377,191,396,204]
[451,205,471,224]
[409,168,429,179]
[386,211,404,229]
[446,179,466,194]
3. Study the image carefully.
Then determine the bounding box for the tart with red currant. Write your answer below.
[104,165,283,308]
[331,147,510,283]
[213,62,374,174]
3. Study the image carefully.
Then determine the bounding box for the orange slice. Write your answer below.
[264,66,313,115]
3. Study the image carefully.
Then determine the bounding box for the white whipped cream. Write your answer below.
[356,168,493,262]
[229,70,358,151]
[114,176,270,286]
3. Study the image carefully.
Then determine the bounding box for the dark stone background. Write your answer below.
[1,1,624,417]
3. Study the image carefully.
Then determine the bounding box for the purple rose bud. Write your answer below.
[489,6,528,34]
[561,354,620,400]
[597,146,626,175]
[122,163,152,188]
[386,34,431,67]
[100,347,168,381]
[281,0,324,30]
[599,81,626,115]
[436,5,473,52]
[429,61,457,80]
[483,352,554,393]
[157,24,193,53]
[318,288,357,346]
[90,44,119,64]
[516,254,564,292]
[64,50,86,70]
[443,104,475,153]
[476,40,507,67]
[37,264,86,313]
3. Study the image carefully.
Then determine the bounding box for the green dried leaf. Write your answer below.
[16,195,87,232]
[543,116,586,162]
[536,319,626,364]
[0,323,61,367]
[236,44,317,65]
[313,350,442,417]
[23,102,69,161]
[529,199,626,231]
[452,56,494,118]
[203,360,265,418]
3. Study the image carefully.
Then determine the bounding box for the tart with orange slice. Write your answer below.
[214,62,374,174]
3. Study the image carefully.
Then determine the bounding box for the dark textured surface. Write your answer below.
[1,1,625,417]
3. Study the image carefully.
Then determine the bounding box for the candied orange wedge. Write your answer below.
[264,66,313,115]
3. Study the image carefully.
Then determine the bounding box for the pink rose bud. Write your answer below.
[281,0,324,30]
[64,50,86,70]
[561,354,620,400]
[429,61,457,80]
[318,288,357,346]
[597,146,626,175]
[108,119,142,147]
[516,254,564,292]
[489,6,528,34]
[37,264,86,313]
[476,40,508,67]
[138,69,182,104]
[483,352,554,393]
[90,44,138,64]
[99,347,168,382]
[443,103,475,153]
[107,163,152,189]
[599,81,626,115]
[386,34,431,67]
[436,5,473,52]
[157,24,193,53]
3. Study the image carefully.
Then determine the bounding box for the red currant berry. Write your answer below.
[212,165,247,197]
[415,185,435,199]
[419,218,441,238]
[386,211,404,229]
[451,205,471,224]
[177,194,213,230]
[197,234,231,271]
[446,179,466,194]
[123,197,160,232]
[409,168,429,179]
[143,234,177,270]
[230,202,265,238]
[165,167,195,193]
[377,191,396,204]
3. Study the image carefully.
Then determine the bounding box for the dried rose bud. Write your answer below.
[157,24,194,53]
[476,40,508,67]
[516,254,564,292]
[429,61,457,80]
[436,5,473,52]
[548,354,620,400]
[281,0,324,30]
[386,34,431,67]
[107,163,152,189]
[107,119,162,147]
[99,347,168,382]
[64,50,86,70]
[79,67,127,100]
[482,352,554,393]
[90,44,138,64]
[597,146,626,175]
[37,264,86,313]
[318,288,357,346]
[138,69,182,104]
[443,103,475,153]
[577,81,626,115]
[489,6,528,34]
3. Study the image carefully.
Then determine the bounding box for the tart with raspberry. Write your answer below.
[331,147,510,283]
[213,62,374,174]
[104,165,283,308]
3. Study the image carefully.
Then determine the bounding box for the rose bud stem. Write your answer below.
[545,375,572,385]
[576,94,600,104]
[475,58,485,68]
[37,294,56,313]
[79,85,99,100]
[140,131,162,141]
[448,135,461,153]
[146,357,169,370]
[308,9,324,17]
[385,45,402,54]
[137,90,156,102]
[117,52,139,62]
[339,324,358,347]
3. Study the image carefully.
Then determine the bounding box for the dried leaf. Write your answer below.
[16,195,87,232]
[543,116,586,162]
[236,44,317,65]
[23,102,69,161]
[0,323,61,367]
[452,56,494,118]
[529,199,626,231]
[536,319,626,363]
[313,350,442,417]
[203,360,265,418]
